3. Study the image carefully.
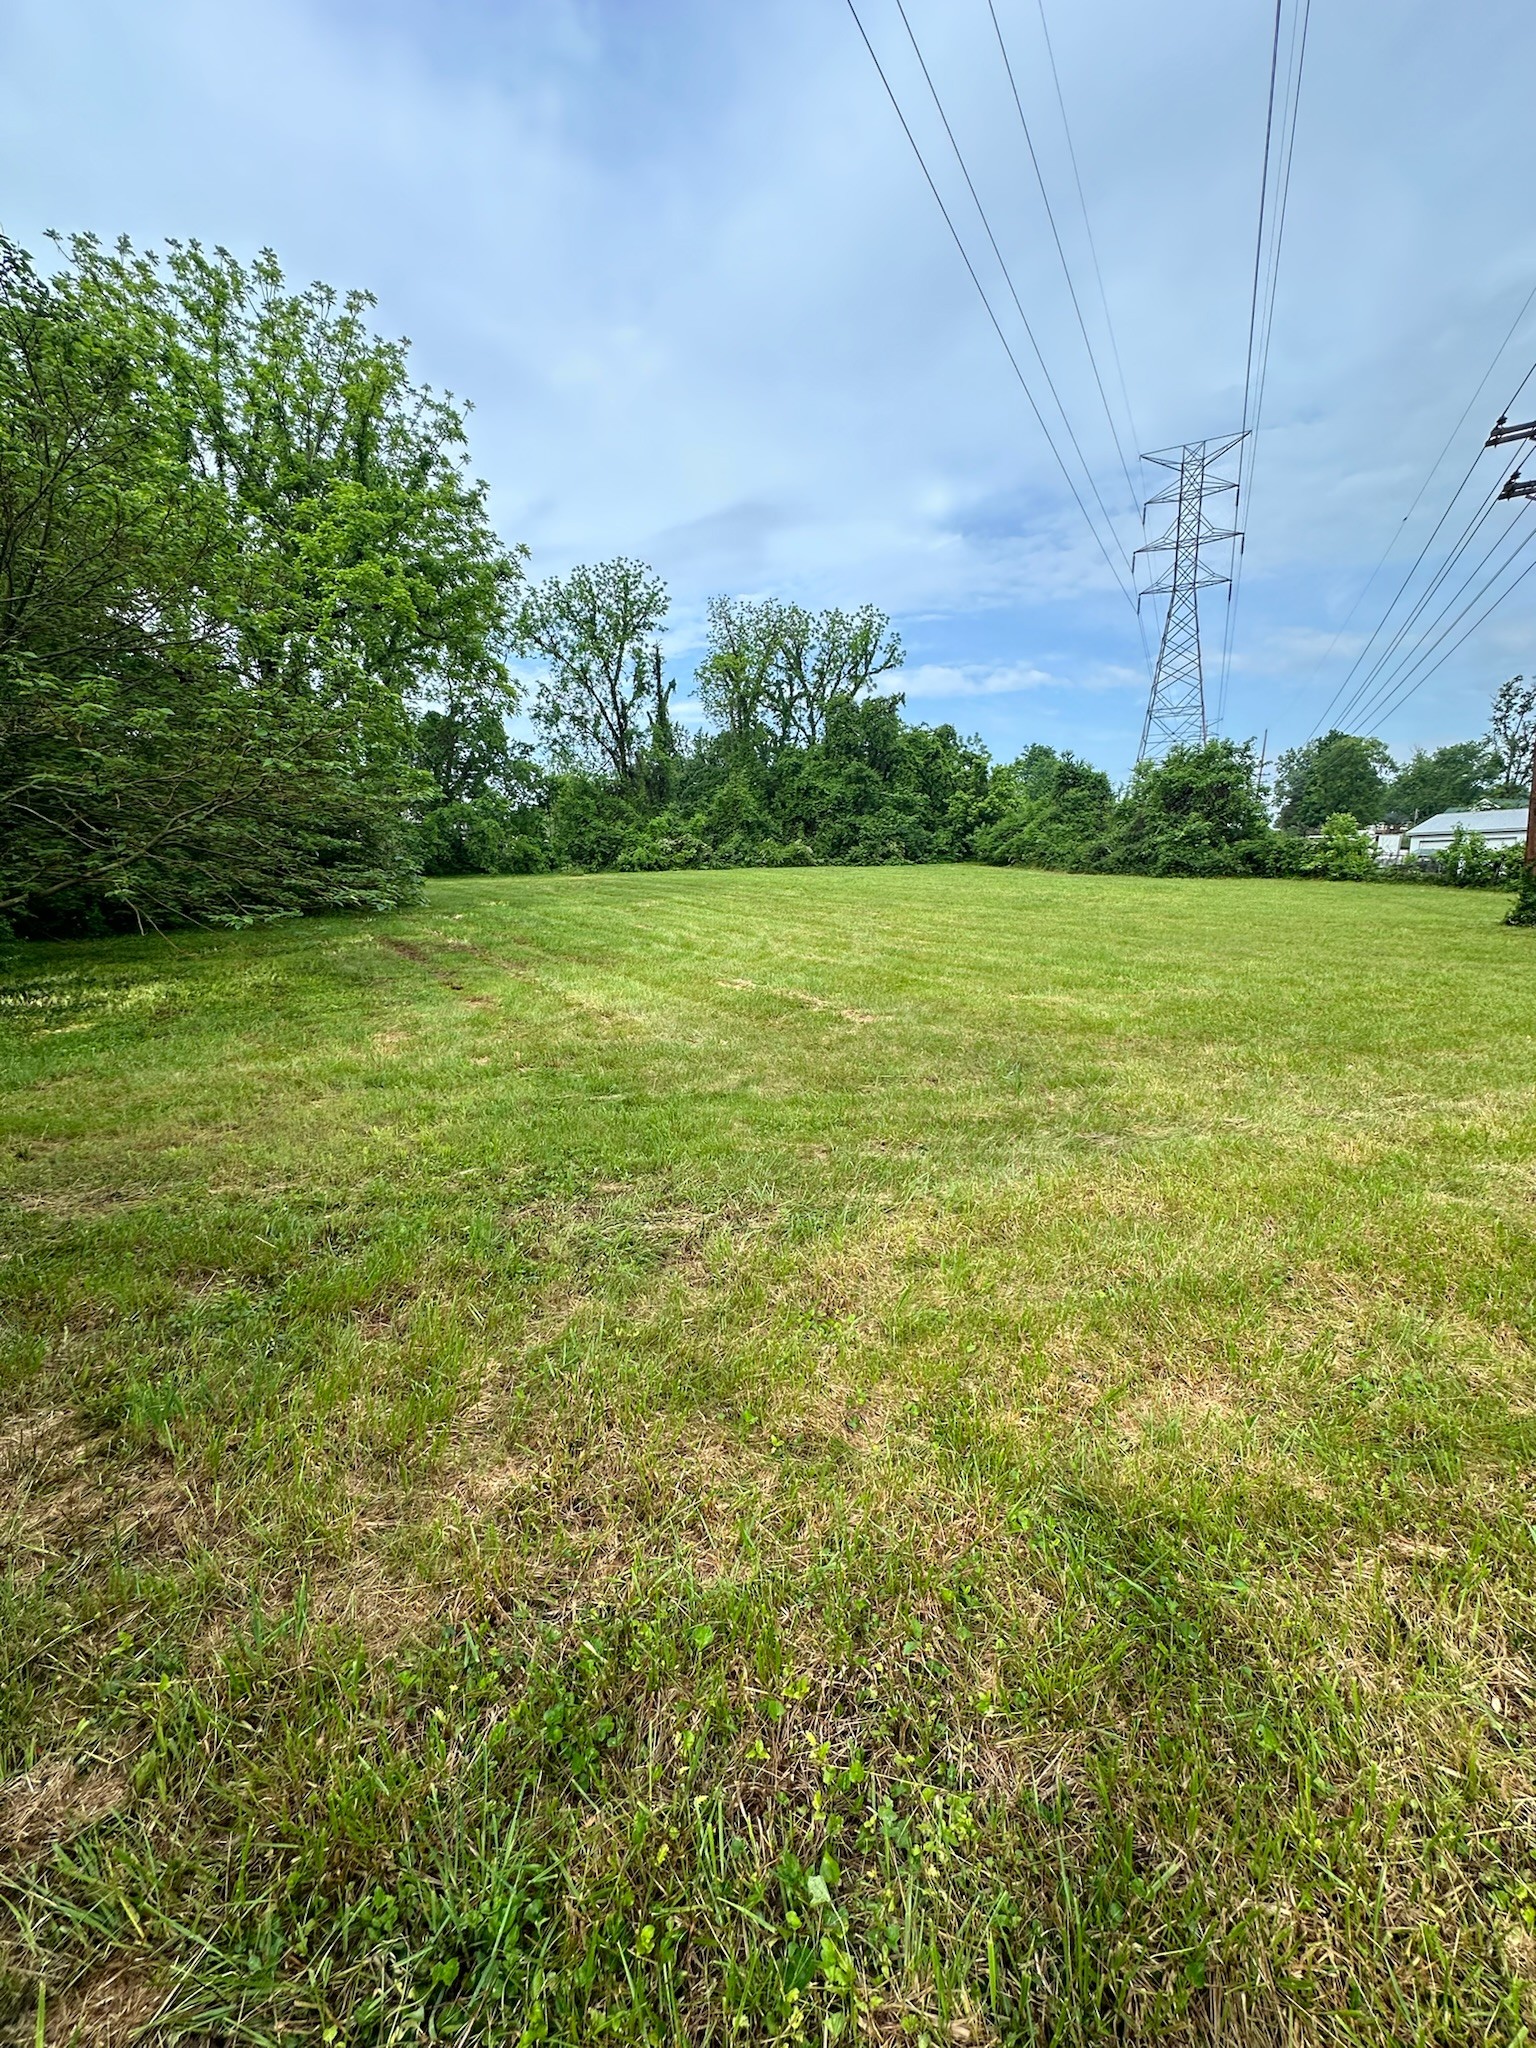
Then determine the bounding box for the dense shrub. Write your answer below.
[1435,826,1526,889]
[614,812,708,871]
[1,232,518,936]
[974,746,1113,870]
[413,797,548,877]
[1304,813,1379,881]
[1104,741,1269,878]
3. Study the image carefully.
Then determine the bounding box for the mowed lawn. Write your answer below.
[4,868,1536,2047]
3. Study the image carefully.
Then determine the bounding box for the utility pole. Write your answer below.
[1487,413,1536,886]
[1133,435,1246,761]
[1478,412,1536,922]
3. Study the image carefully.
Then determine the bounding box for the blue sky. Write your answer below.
[4,0,1534,776]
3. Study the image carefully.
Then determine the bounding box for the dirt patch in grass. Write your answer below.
[305,1549,450,1655]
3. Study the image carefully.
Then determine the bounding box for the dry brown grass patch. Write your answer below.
[40,1963,164,2047]
[0,1757,128,1867]
[0,1410,198,1580]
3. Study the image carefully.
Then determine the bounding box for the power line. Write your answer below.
[1362,522,1536,735]
[842,0,1139,609]
[1244,0,1309,474]
[1308,366,1536,737]
[1322,434,1529,732]
[1337,487,1518,728]
[1298,277,1536,711]
[1239,4,1285,461]
[888,0,1139,572]
[984,0,1141,517]
[1216,0,1311,730]
[1033,0,1144,492]
[1345,493,1536,731]
[1213,1,1285,731]
[1311,463,1504,732]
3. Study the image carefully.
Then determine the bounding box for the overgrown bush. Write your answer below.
[614,812,708,871]
[1435,827,1526,889]
[1,232,519,935]
[1506,864,1536,925]
[1304,814,1379,881]
[1104,740,1269,878]
[974,746,1112,870]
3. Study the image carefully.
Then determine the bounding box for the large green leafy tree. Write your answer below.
[761,601,902,748]
[695,595,778,750]
[1,232,520,933]
[515,558,669,783]
[695,596,902,753]
[1272,730,1395,830]
[1380,741,1501,825]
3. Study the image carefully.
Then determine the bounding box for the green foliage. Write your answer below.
[547,774,638,872]
[1273,730,1394,830]
[515,558,669,782]
[516,688,984,875]
[0,231,521,934]
[975,745,1113,869]
[1381,741,1502,825]
[696,595,903,753]
[695,595,779,747]
[1506,862,1536,925]
[412,795,548,877]
[1486,674,1536,796]
[1304,812,1379,881]
[1434,825,1526,890]
[771,697,984,864]
[1107,739,1269,877]
[613,809,708,871]
[410,693,546,878]
[413,700,529,810]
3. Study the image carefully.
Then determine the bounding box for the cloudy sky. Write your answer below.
[4,0,1534,774]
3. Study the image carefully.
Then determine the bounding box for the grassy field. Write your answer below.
[3,866,1536,2047]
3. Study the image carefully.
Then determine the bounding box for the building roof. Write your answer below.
[1406,807,1529,839]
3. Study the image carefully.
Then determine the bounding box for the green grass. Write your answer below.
[3,866,1536,2046]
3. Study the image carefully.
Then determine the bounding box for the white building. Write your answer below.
[1402,807,1530,858]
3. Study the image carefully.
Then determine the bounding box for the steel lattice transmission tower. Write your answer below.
[1134,435,1246,760]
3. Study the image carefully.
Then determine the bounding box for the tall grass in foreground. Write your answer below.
[3,867,1536,2045]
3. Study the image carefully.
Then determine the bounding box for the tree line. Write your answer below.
[4,232,1532,939]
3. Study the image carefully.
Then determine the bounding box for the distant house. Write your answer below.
[1401,807,1530,859]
